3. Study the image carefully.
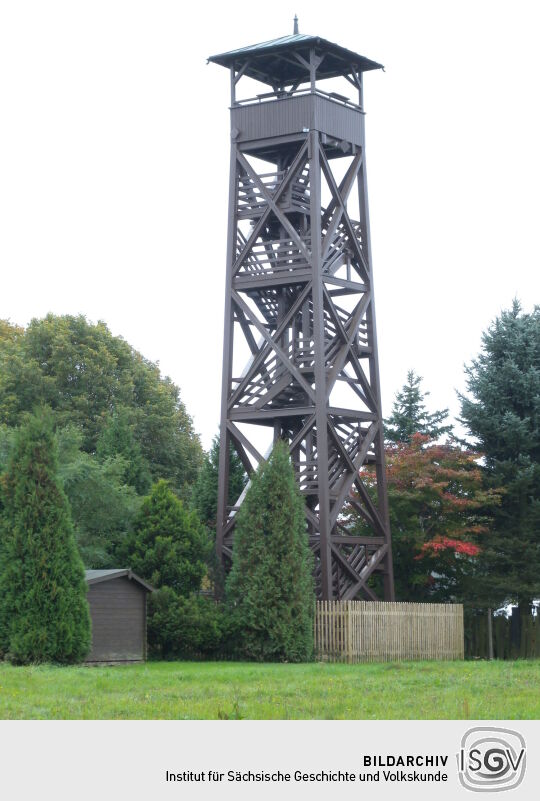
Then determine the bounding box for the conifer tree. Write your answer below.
[127,479,215,657]
[192,435,247,530]
[385,370,452,443]
[460,301,540,612]
[128,479,209,596]
[0,411,91,663]
[226,440,314,662]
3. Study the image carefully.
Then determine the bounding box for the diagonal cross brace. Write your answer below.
[320,148,370,282]
[322,286,377,411]
[341,544,389,600]
[234,145,311,270]
[229,281,313,408]
[232,290,316,402]
[352,476,387,537]
[232,141,309,276]
[320,150,362,264]
[227,421,265,469]
[329,421,379,528]
[326,292,372,399]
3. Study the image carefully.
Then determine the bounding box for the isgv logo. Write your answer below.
[457,727,526,792]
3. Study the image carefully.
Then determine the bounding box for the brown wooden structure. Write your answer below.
[85,569,153,663]
[210,23,395,601]
[315,601,464,663]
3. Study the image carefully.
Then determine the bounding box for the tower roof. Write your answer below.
[208,34,383,87]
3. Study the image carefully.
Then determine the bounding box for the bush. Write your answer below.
[147,589,228,659]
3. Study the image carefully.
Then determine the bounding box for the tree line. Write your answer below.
[0,314,310,663]
[0,301,538,663]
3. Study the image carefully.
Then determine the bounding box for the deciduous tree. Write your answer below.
[0,314,202,496]
[57,425,141,568]
[344,434,501,602]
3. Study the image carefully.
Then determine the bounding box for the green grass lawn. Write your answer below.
[0,659,539,719]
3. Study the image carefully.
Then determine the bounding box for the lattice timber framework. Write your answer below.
[209,28,395,601]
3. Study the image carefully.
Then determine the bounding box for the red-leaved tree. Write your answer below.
[343,434,502,602]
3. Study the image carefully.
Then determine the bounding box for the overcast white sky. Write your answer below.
[1,0,538,449]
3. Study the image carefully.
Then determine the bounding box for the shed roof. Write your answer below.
[208,34,383,86]
[85,569,154,592]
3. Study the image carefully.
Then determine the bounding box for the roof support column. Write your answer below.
[309,128,332,600]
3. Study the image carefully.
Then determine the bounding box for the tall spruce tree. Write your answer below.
[226,440,314,662]
[460,301,540,612]
[0,411,91,663]
[385,370,452,444]
[191,435,247,530]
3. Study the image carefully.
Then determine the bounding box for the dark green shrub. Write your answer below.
[148,589,227,659]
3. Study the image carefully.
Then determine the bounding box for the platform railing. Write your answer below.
[234,86,362,111]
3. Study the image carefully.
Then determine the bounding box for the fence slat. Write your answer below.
[314,601,464,663]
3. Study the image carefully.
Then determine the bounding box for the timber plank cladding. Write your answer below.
[85,570,153,664]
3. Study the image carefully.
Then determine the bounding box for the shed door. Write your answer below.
[87,577,145,662]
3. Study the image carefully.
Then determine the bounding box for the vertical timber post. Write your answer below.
[216,82,239,572]
[357,72,395,600]
[309,125,332,600]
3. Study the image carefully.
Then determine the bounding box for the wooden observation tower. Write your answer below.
[209,21,395,601]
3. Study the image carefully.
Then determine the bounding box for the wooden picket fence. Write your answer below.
[314,601,464,663]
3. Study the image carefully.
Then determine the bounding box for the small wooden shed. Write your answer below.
[85,569,153,664]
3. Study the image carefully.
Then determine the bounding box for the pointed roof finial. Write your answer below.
[293,14,299,35]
